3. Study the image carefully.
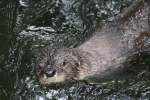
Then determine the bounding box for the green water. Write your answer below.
[0,0,150,100]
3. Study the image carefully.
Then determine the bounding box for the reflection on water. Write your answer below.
[0,0,150,100]
[19,0,29,7]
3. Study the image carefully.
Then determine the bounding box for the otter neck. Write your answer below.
[77,31,129,81]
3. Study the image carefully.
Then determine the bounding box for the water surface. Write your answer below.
[0,0,150,99]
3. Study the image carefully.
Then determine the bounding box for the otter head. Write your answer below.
[35,48,82,87]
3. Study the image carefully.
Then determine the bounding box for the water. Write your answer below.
[0,0,150,100]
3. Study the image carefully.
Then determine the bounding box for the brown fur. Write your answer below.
[35,48,96,86]
[134,31,150,50]
[35,0,150,87]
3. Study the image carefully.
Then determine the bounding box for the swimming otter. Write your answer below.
[35,47,129,87]
[35,0,150,87]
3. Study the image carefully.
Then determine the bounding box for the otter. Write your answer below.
[35,0,150,87]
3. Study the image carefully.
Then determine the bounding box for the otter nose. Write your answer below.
[45,67,56,77]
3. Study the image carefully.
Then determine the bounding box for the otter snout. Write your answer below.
[44,67,56,77]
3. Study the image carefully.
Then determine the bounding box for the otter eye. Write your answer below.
[38,66,42,70]
[63,61,66,66]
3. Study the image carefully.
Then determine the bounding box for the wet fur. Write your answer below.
[35,48,96,86]
[35,0,150,87]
